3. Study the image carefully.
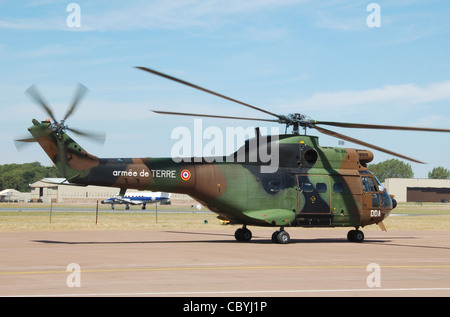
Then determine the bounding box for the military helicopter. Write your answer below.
[19,67,450,244]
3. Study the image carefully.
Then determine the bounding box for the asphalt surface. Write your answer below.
[1,228,449,297]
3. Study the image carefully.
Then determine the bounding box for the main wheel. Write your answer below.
[271,231,280,243]
[234,227,252,242]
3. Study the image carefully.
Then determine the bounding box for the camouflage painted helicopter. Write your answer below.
[19,67,450,244]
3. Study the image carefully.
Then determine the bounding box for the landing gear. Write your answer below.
[347,228,364,243]
[271,227,290,244]
[234,226,252,242]
[234,226,291,244]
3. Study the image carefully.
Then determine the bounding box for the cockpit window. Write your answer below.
[374,176,385,191]
[361,176,378,192]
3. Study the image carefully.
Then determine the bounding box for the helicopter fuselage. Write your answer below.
[28,119,394,233]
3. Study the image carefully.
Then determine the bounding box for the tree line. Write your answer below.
[0,162,62,192]
[368,159,450,182]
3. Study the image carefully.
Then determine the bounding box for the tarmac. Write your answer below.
[1,228,449,297]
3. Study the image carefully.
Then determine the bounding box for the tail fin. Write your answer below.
[28,119,99,181]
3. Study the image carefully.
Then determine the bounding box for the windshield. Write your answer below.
[373,175,385,191]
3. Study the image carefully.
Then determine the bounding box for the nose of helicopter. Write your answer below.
[384,198,396,219]
[392,198,397,209]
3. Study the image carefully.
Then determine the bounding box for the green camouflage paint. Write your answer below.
[27,119,394,231]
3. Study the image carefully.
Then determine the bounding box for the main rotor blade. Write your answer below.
[315,121,450,133]
[313,126,425,164]
[25,85,57,123]
[152,110,279,122]
[64,83,89,121]
[136,66,282,120]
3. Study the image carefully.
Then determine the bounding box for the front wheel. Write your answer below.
[347,230,364,243]
[271,230,290,244]
[277,231,290,244]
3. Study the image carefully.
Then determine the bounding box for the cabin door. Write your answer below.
[297,175,332,214]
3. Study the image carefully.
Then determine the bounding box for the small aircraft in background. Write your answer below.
[101,191,170,210]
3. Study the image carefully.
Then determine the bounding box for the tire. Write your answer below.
[347,230,364,243]
[354,230,364,243]
[347,230,355,242]
[242,229,252,241]
[235,228,252,242]
[277,231,290,244]
[234,228,244,241]
[271,231,280,243]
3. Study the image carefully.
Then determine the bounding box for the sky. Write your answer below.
[0,0,449,178]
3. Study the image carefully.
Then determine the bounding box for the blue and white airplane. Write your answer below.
[101,191,170,210]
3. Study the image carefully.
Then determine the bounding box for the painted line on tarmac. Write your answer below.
[1,264,450,275]
[4,287,450,297]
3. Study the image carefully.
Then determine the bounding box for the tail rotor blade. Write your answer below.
[64,83,89,121]
[56,137,69,178]
[67,127,106,144]
[14,136,37,151]
[25,85,57,122]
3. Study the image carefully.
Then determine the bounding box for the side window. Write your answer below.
[368,177,377,192]
[333,183,344,193]
[316,183,327,193]
[302,183,314,193]
[372,193,380,207]
[362,176,370,192]
[268,181,281,192]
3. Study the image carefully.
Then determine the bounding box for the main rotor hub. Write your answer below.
[283,113,316,134]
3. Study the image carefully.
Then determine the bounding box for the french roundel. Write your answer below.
[181,169,191,181]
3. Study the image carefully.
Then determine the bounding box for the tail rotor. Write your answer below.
[16,84,105,147]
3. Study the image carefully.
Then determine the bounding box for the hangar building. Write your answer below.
[0,189,31,202]
[383,178,450,203]
[29,178,197,205]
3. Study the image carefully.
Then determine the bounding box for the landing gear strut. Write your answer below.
[271,227,290,244]
[234,225,252,242]
[347,228,364,242]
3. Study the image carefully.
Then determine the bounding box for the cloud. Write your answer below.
[294,81,450,109]
[413,114,450,128]
[315,10,365,31]
[1,0,304,32]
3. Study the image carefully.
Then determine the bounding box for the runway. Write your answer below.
[1,228,449,297]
